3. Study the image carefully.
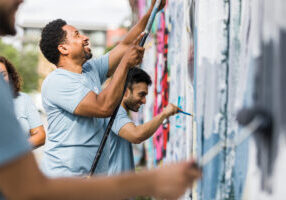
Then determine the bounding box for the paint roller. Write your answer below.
[88,0,163,177]
[194,107,273,168]
[139,0,161,46]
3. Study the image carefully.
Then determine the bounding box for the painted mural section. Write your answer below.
[132,0,286,199]
[139,0,194,170]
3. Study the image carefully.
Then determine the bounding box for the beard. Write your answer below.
[124,99,141,112]
[0,9,16,36]
[83,46,92,61]
[84,50,92,60]
[81,49,92,65]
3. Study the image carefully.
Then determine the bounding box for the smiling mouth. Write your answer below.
[83,44,91,52]
[83,41,90,48]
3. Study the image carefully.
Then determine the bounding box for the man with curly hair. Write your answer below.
[39,1,167,177]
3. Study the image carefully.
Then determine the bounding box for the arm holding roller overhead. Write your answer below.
[87,0,166,176]
[107,0,166,77]
[74,35,144,118]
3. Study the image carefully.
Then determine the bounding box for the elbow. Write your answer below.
[133,139,143,144]
[82,105,114,118]
[99,106,115,117]
[131,134,144,144]
[100,100,119,117]
[136,138,144,144]
[41,132,46,145]
[125,128,145,144]
[37,131,46,147]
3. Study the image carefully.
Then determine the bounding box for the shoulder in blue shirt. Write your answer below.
[108,106,135,175]
[41,54,111,177]
[0,76,31,166]
[13,92,43,138]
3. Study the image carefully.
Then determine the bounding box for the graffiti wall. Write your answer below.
[133,0,286,199]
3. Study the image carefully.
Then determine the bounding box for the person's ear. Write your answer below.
[124,88,131,98]
[58,44,69,55]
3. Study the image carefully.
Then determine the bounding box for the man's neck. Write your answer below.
[121,102,129,112]
[57,59,83,74]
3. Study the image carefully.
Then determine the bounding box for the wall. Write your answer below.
[133,0,286,199]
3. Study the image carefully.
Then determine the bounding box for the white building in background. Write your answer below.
[12,0,131,80]
[20,20,108,56]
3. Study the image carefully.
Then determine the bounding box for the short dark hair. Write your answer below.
[126,67,152,90]
[39,19,67,65]
[0,56,21,97]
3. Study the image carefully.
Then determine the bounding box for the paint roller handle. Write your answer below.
[199,115,266,167]
[139,0,163,47]
[139,32,149,47]
[145,0,162,33]
[88,0,162,177]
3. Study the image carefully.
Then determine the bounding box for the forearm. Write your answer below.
[121,7,152,45]
[39,171,155,200]
[136,112,167,143]
[108,6,152,76]
[29,135,44,148]
[0,153,155,200]
[29,127,45,148]
[99,60,130,113]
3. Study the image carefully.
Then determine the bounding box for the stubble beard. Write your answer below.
[84,51,92,60]
[124,99,140,112]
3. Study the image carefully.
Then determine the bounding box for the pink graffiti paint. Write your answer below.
[153,12,170,163]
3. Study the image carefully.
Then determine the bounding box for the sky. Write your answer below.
[16,0,131,29]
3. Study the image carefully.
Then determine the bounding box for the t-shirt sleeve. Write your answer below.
[111,107,133,135]
[85,53,109,84]
[0,77,31,166]
[24,94,43,129]
[42,74,91,114]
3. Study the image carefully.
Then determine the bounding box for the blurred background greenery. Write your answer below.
[0,39,39,93]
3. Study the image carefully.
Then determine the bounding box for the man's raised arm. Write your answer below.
[74,35,145,117]
[107,0,166,76]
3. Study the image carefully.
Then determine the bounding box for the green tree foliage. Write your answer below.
[0,40,39,93]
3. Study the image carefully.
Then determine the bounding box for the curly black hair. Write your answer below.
[39,19,67,65]
[126,67,152,91]
[0,56,22,97]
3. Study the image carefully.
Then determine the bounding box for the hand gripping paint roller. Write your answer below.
[88,0,163,177]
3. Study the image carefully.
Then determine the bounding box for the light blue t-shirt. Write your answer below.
[108,106,135,175]
[14,92,43,138]
[41,54,110,177]
[0,76,31,200]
